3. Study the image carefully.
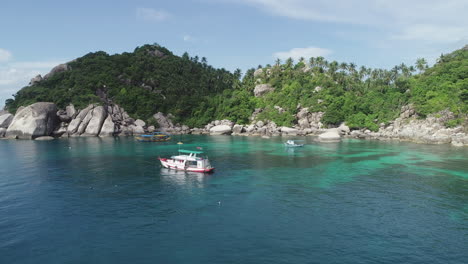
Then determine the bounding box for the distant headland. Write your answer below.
[1,44,467,146]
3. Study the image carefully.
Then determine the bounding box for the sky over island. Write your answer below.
[1,0,467,107]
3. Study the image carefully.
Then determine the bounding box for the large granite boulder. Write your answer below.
[253,68,264,77]
[451,134,468,147]
[5,102,58,139]
[52,122,67,138]
[318,128,341,142]
[67,104,95,135]
[66,104,77,119]
[245,124,256,133]
[0,113,14,128]
[210,125,232,135]
[338,123,350,135]
[132,125,145,134]
[135,119,146,127]
[0,128,6,137]
[99,115,115,137]
[147,126,156,133]
[77,107,98,135]
[281,127,299,136]
[29,74,43,86]
[57,109,72,123]
[43,63,70,80]
[254,84,274,97]
[83,106,107,136]
[153,112,174,130]
[34,136,54,141]
[232,124,244,134]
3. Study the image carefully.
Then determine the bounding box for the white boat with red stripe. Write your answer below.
[159,149,214,173]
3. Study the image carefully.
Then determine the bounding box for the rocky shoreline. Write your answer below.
[0,102,467,147]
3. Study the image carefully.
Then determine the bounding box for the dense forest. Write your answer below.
[5,44,467,130]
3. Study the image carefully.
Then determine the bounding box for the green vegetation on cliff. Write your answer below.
[5,44,467,130]
[6,44,235,127]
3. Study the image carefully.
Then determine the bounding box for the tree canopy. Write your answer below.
[5,44,467,130]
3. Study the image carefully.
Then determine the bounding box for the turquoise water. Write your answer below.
[0,135,467,263]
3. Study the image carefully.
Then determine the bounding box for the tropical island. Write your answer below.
[0,44,467,146]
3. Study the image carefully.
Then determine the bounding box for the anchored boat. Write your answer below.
[159,149,214,173]
[135,132,171,142]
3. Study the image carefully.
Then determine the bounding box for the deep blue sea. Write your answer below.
[0,135,467,264]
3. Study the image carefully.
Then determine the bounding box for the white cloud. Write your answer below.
[0,48,13,63]
[10,61,66,69]
[273,46,332,61]
[240,0,468,43]
[391,24,468,43]
[0,57,66,108]
[183,35,192,42]
[136,7,170,22]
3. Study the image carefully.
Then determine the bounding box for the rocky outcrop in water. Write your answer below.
[347,105,468,146]
[1,102,466,146]
[5,102,58,139]
[318,128,341,142]
[210,125,232,135]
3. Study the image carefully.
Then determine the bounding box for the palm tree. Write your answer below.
[437,53,447,64]
[315,56,324,69]
[275,58,281,67]
[201,57,208,67]
[285,57,294,68]
[359,66,367,80]
[339,62,348,73]
[415,58,428,73]
[348,63,356,74]
[400,63,410,78]
[328,61,338,78]
[309,57,315,67]
[234,68,242,79]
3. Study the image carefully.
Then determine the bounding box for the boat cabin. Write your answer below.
[169,150,211,170]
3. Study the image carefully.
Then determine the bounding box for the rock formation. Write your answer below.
[254,84,274,97]
[43,63,70,80]
[318,128,341,142]
[348,105,468,146]
[99,115,116,137]
[1,102,466,147]
[153,112,174,131]
[29,74,43,86]
[83,106,107,136]
[0,113,14,128]
[5,102,58,139]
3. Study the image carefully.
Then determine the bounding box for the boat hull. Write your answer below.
[159,158,215,173]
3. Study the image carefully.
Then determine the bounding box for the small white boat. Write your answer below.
[284,140,304,147]
[159,149,214,173]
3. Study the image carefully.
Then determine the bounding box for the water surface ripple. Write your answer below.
[0,136,467,263]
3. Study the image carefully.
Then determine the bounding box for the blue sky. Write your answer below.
[1,0,467,107]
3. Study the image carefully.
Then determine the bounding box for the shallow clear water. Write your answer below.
[0,136,467,264]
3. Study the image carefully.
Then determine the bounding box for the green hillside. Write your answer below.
[5,44,467,130]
